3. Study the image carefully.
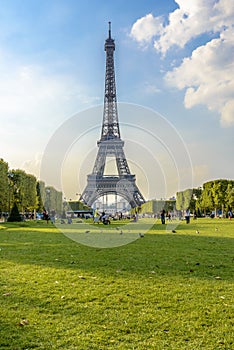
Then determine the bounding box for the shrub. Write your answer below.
[7,202,22,222]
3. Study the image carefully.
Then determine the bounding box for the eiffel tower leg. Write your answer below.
[115,146,131,176]
[116,176,145,208]
[92,145,106,176]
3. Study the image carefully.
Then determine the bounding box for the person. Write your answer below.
[131,213,139,222]
[100,211,105,221]
[185,208,190,224]
[160,209,165,224]
[228,211,233,220]
[50,209,56,224]
[43,210,50,224]
[93,208,100,224]
[130,213,139,223]
[102,213,110,225]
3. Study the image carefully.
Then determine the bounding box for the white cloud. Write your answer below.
[166,28,234,126]
[130,0,234,126]
[154,0,234,54]
[144,82,161,94]
[130,13,163,45]
[131,1,233,54]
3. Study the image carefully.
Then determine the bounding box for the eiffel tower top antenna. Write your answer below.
[100,21,121,141]
[108,21,111,38]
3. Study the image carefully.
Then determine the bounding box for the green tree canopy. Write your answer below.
[226,182,234,210]
[0,159,9,212]
[10,169,37,212]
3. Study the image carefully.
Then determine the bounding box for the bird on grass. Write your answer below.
[85,230,90,234]
[171,230,176,233]
[120,230,123,235]
[196,230,200,234]
[139,233,144,238]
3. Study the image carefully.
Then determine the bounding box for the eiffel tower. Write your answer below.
[81,23,145,208]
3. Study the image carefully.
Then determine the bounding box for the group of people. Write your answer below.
[44,207,233,226]
[160,208,191,224]
[160,209,173,224]
[93,208,110,225]
[42,210,56,224]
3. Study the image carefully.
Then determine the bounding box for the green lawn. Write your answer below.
[0,218,233,349]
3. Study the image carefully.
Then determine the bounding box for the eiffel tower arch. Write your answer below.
[81,23,145,208]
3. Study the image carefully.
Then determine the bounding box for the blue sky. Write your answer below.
[0,0,233,200]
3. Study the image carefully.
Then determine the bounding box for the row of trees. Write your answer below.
[1,157,233,218]
[0,158,63,216]
[176,179,234,214]
[138,199,176,215]
[134,179,234,217]
[176,188,202,213]
[67,201,91,212]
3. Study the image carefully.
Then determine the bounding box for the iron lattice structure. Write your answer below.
[81,23,145,208]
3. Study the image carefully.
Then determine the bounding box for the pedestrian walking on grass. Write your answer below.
[160,209,166,224]
[185,208,190,224]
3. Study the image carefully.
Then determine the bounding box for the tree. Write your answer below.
[37,181,46,210]
[194,179,234,215]
[23,173,37,211]
[10,169,37,212]
[36,182,44,212]
[7,202,21,222]
[176,191,184,211]
[191,188,202,213]
[68,201,91,211]
[140,199,175,215]
[212,179,228,213]
[198,181,214,214]
[55,189,63,215]
[0,159,9,213]
[0,159,64,216]
[44,186,63,215]
[141,200,154,214]
[226,182,234,211]
[176,189,193,211]
[183,189,193,209]
[153,200,166,213]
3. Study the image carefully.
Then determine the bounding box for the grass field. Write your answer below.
[0,218,233,349]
